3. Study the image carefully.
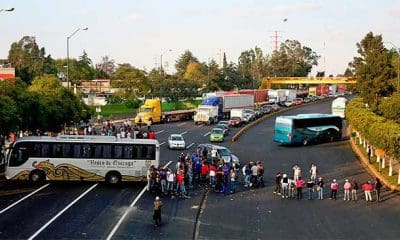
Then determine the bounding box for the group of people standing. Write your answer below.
[274,163,384,202]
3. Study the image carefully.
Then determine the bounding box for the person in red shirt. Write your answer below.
[148,131,156,139]
[176,171,186,197]
[362,181,373,202]
[201,163,209,183]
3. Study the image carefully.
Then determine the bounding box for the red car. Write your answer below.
[293,98,304,105]
[229,117,243,127]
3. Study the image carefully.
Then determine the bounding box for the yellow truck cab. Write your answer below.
[135,99,162,125]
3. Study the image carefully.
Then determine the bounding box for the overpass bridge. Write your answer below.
[261,77,357,88]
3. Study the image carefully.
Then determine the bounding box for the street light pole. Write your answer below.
[160,49,172,73]
[66,27,88,90]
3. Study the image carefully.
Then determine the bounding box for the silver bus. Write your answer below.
[5,135,160,184]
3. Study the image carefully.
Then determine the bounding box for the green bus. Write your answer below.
[274,113,344,146]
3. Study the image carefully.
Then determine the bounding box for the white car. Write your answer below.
[168,134,186,149]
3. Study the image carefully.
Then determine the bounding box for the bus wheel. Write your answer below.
[29,170,45,184]
[302,139,308,146]
[106,171,121,185]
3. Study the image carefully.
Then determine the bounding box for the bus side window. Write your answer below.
[41,144,50,158]
[82,144,91,158]
[73,144,82,158]
[103,145,112,158]
[145,145,155,160]
[123,145,133,159]
[136,145,143,159]
[53,144,63,158]
[63,143,72,158]
[94,144,102,158]
[33,143,41,157]
[114,145,123,159]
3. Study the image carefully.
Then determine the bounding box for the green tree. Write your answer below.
[349,32,395,107]
[378,93,400,123]
[0,95,18,139]
[175,50,199,77]
[8,36,45,84]
[269,39,319,77]
[113,63,150,97]
[28,74,64,96]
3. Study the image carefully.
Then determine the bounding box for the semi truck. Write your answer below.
[134,99,196,125]
[194,94,254,125]
[268,89,286,103]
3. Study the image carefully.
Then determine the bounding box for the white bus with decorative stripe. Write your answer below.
[5,135,160,184]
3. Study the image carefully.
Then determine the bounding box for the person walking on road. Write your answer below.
[229,169,236,194]
[293,164,301,181]
[242,162,252,188]
[153,196,163,227]
[374,178,382,202]
[351,180,358,201]
[250,162,258,187]
[288,177,296,198]
[309,163,317,183]
[343,179,351,201]
[362,181,373,202]
[306,178,314,200]
[317,177,324,200]
[330,179,339,200]
[281,174,289,198]
[273,172,282,195]
[296,177,305,199]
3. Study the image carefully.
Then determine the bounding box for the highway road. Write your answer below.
[0,100,398,239]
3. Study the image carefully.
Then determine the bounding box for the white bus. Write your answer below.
[5,135,160,184]
[331,97,347,118]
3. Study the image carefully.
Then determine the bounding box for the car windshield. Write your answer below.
[212,129,223,134]
[140,107,152,113]
[216,124,226,129]
[172,136,183,141]
[218,148,230,156]
[230,117,240,121]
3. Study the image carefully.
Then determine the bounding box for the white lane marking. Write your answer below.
[186,143,195,149]
[160,142,165,146]
[180,131,188,135]
[203,131,211,137]
[28,184,98,240]
[0,183,51,215]
[155,130,164,134]
[177,122,187,127]
[106,161,173,240]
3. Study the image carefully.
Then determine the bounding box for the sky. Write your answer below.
[1,0,400,76]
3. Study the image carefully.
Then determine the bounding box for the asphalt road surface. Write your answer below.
[0,100,398,239]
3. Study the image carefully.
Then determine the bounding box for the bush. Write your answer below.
[125,98,142,109]
[346,97,400,159]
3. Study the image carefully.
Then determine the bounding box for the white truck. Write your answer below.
[194,94,254,124]
[230,108,245,121]
[331,97,347,118]
[268,89,286,103]
[284,89,297,101]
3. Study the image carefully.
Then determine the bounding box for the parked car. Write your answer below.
[168,134,186,149]
[254,107,263,118]
[284,100,294,107]
[243,109,255,123]
[262,105,273,114]
[229,116,243,127]
[216,123,229,135]
[218,120,229,126]
[197,143,240,166]
[271,103,280,112]
[293,98,304,105]
[303,97,311,103]
[210,128,224,142]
